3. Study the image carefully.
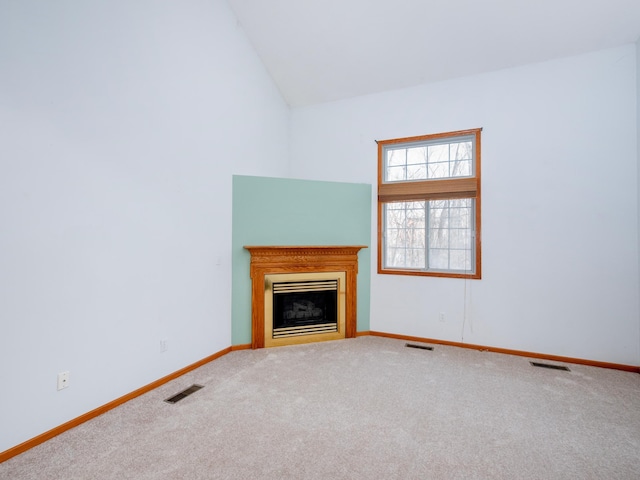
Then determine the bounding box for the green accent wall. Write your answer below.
[232,175,371,345]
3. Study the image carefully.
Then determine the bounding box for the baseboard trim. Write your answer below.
[0,346,232,464]
[367,331,640,373]
[231,343,251,351]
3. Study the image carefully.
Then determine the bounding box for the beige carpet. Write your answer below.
[2,336,640,479]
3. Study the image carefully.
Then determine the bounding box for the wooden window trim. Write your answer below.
[377,128,482,279]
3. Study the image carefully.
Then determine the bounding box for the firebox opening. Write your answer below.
[264,271,346,348]
[273,281,338,338]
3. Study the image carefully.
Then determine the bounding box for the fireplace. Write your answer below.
[244,246,366,348]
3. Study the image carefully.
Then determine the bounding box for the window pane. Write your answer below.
[451,159,471,177]
[385,136,474,182]
[428,144,449,163]
[387,149,406,167]
[450,250,472,271]
[406,248,425,268]
[428,206,449,228]
[427,162,448,179]
[427,198,474,272]
[449,229,471,249]
[429,248,449,270]
[449,210,469,228]
[386,165,406,181]
[384,202,426,269]
[428,228,449,249]
[406,146,427,165]
[384,199,474,273]
[385,247,405,268]
[406,164,426,180]
[450,198,472,208]
[450,141,472,160]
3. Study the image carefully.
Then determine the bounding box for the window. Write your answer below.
[377,128,482,279]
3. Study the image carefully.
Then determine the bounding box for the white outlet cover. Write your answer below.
[57,371,70,390]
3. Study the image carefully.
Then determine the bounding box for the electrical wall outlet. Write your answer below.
[57,371,70,390]
[439,312,445,322]
[160,339,168,353]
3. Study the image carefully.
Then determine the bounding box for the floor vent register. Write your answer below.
[405,343,434,351]
[530,361,570,371]
[164,384,204,404]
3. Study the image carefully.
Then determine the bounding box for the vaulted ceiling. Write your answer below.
[227,0,640,106]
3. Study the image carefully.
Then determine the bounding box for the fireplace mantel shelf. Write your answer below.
[244,245,367,349]
[244,245,367,262]
[244,245,367,250]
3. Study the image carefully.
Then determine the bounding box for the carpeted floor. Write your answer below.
[2,336,640,479]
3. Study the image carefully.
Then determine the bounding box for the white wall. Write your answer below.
[0,0,289,452]
[291,45,640,366]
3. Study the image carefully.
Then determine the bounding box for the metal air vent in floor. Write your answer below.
[164,384,204,404]
[405,343,434,351]
[530,361,570,371]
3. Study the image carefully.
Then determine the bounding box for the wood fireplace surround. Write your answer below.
[244,245,366,349]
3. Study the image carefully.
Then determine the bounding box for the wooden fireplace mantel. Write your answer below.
[244,245,367,349]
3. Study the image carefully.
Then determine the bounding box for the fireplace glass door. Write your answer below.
[264,271,346,347]
[272,280,338,338]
